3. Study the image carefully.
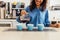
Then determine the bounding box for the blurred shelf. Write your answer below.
[0,19,16,22]
[12,8,24,10]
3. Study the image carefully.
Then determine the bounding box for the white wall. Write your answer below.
[50,0,60,6]
[48,10,60,21]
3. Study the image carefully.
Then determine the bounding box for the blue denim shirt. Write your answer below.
[16,6,50,27]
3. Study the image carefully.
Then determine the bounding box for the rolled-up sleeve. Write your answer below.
[25,6,31,12]
[16,16,21,23]
[25,6,32,23]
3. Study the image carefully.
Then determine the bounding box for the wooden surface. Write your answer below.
[0,27,60,40]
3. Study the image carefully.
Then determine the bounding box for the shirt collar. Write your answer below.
[35,6,42,11]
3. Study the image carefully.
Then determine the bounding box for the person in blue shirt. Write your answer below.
[16,0,50,27]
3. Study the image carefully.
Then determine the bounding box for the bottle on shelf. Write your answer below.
[12,9,16,18]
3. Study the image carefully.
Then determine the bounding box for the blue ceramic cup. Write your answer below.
[16,23,23,31]
[27,24,34,31]
[37,24,44,31]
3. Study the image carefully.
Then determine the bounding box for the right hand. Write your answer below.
[20,10,27,20]
[21,10,27,16]
[20,10,30,22]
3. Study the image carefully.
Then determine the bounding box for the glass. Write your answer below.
[20,13,30,23]
[20,13,30,28]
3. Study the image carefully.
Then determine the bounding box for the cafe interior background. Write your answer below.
[0,0,60,28]
[0,0,60,40]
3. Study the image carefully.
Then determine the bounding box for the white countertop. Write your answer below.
[0,27,60,40]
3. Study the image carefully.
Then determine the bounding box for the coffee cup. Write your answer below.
[16,23,23,31]
[37,24,44,31]
[27,24,34,31]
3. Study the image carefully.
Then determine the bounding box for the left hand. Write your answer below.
[57,23,60,28]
